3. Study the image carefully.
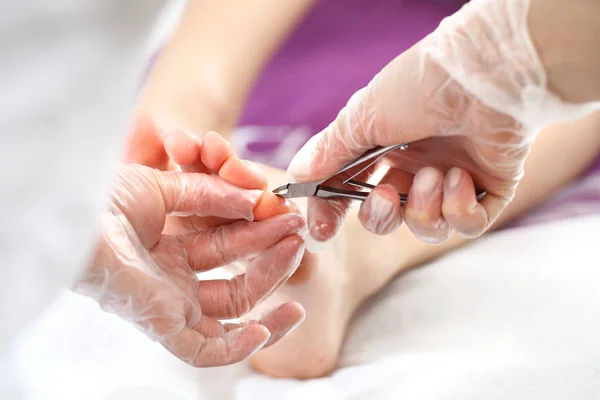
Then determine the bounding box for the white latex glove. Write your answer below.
[76,164,306,367]
[288,0,600,247]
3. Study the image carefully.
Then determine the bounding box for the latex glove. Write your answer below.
[76,164,306,367]
[287,0,600,247]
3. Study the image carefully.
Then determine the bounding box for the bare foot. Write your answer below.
[246,166,408,379]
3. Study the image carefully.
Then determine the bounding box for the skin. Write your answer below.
[136,0,318,139]
[528,0,600,104]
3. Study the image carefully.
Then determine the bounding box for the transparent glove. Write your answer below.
[287,0,600,246]
[76,164,306,367]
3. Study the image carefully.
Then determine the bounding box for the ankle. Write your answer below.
[342,210,410,300]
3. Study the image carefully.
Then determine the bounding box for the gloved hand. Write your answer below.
[287,0,600,246]
[76,164,306,367]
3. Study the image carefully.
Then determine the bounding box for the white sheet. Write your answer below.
[13,215,600,400]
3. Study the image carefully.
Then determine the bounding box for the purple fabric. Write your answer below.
[238,0,465,148]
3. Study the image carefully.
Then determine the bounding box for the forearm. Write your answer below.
[137,0,318,137]
[529,0,600,104]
